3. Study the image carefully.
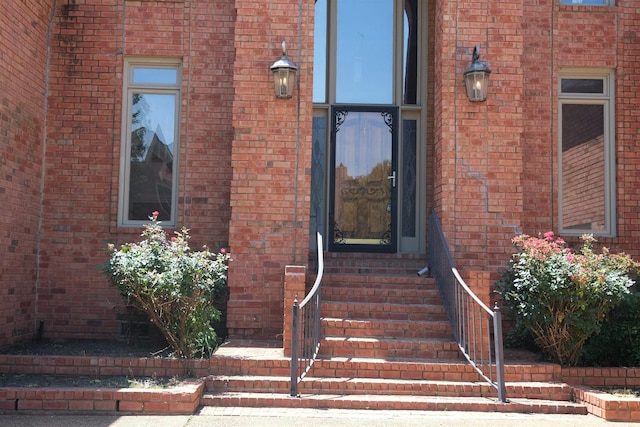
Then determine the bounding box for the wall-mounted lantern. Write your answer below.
[270,41,297,99]
[463,45,491,102]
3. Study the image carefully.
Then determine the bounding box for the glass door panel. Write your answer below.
[329,107,397,252]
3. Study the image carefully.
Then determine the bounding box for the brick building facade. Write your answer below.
[1,0,639,347]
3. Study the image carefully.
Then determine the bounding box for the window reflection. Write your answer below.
[561,104,605,230]
[132,68,178,85]
[336,0,393,104]
[403,0,418,104]
[128,93,176,221]
[313,0,327,103]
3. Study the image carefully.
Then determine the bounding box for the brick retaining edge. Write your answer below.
[0,379,203,415]
[571,386,640,422]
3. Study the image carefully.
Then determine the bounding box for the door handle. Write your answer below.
[387,171,396,188]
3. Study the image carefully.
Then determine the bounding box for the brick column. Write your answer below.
[226,0,314,340]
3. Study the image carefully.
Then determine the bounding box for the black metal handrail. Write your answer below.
[289,230,324,397]
[427,210,507,402]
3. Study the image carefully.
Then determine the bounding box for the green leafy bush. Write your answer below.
[496,232,639,367]
[104,212,230,359]
[580,286,640,367]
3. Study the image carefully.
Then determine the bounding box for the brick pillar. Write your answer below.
[433,0,524,282]
[282,265,306,357]
[226,0,314,340]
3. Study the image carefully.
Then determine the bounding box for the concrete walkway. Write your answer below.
[0,407,637,427]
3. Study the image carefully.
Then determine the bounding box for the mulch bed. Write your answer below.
[0,339,183,389]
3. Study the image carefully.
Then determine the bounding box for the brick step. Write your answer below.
[322,274,435,287]
[205,375,572,401]
[321,254,427,277]
[208,349,559,384]
[319,337,461,359]
[322,286,442,305]
[322,318,453,340]
[312,358,559,383]
[321,301,448,321]
[200,392,588,415]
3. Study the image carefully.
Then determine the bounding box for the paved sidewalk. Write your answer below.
[0,408,637,427]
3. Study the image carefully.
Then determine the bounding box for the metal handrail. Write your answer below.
[290,230,324,397]
[427,210,507,402]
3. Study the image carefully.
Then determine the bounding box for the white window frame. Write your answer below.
[119,57,182,227]
[558,69,615,237]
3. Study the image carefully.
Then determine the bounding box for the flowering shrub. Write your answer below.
[496,232,639,366]
[104,212,230,359]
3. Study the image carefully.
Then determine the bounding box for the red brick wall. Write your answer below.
[435,1,640,283]
[0,0,53,348]
[226,0,313,340]
[37,0,235,340]
[432,0,524,278]
[520,3,640,258]
[615,4,640,250]
[6,0,640,345]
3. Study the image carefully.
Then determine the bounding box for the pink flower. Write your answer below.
[152,211,159,218]
[171,237,177,242]
[221,248,227,254]
[543,231,554,241]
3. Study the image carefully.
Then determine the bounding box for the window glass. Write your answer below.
[128,93,177,222]
[561,104,606,231]
[336,0,393,104]
[561,79,604,94]
[313,0,327,103]
[403,0,418,105]
[558,72,614,236]
[133,68,178,85]
[310,115,327,245]
[402,119,417,237]
[121,60,181,226]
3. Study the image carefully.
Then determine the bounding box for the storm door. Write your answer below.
[329,106,398,252]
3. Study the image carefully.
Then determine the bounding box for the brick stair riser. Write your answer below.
[322,303,448,322]
[204,377,572,401]
[319,338,461,359]
[324,293,443,305]
[323,275,434,287]
[208,357,291,377]
[324,269,424,276]
[200,393,587,415]
[313,361,557,383]
[206,356,559,383]
[322,319,453,340]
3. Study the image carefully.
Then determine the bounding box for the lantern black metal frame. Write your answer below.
[270,41,298,99]
[463,46,491,102]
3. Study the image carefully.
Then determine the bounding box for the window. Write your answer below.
[119,58,181,226]
[558,70,615,236]
[559,0,613,5]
